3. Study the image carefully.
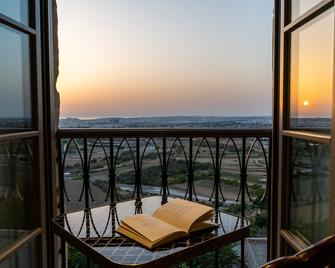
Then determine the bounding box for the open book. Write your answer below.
[116,198,217,249]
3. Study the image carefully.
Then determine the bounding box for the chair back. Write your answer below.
[260,256,304,268]
[260,234,335,268]
[295,234,335,268]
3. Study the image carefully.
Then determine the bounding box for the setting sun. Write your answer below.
[303,100,309,106]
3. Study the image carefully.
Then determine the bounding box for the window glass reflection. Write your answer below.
[290,9,334,133]
[289,138,330,244]
[0,139,36,252]
[291,0,324,20]
[0,0,29,25]
[0,24,31,131]
[1,240,37,268]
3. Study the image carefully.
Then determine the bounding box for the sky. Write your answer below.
[56,0,274,118]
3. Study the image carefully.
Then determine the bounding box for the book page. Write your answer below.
[189,220,218,232]
[119,214,184,242]
[152,199,214,232]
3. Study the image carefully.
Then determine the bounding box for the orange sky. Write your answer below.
[290,9,334,118]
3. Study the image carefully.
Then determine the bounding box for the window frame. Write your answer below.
[0,0,49,267]
[277,0,335,255]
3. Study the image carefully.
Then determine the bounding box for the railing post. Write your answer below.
[188,137,193,201]
[83,138,91,267]
[241,137,247,268]
[83,138,90,209]
[57,138,67,268]
[135,138,141,199]
[214,137,221,268]
[267,137,272,261]
[57,138,65,214]
[162,137,168,205]
[135,138,142,213]
[215,137,220,210]
[109,137,116,203]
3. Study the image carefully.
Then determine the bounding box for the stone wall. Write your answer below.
[52,1,62,267]
[53,0,60,127]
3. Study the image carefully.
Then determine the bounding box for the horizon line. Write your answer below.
[60,115,273,120]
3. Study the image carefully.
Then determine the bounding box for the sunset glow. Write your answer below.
[56,0,273,118]
[290,9,334,118]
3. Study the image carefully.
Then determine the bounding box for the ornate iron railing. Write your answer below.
[57,128,272,267]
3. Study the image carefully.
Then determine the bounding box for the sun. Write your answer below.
[303,100,309,107]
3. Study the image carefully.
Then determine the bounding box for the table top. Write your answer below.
[53,196,249,268]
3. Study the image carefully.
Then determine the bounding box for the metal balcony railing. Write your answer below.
[57,128,272,267]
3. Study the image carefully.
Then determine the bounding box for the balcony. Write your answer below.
[56,128,272,267]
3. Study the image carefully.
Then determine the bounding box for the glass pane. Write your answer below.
[0,139,36,252]
[0,24,31,131]
[290,9,334,133]
[289,138,330,244]
[291,0,324,20]
[1,239,38,268]
[176,244,239,267]
[0,0,29,25]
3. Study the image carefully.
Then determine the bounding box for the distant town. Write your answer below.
[59,116,273,129]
